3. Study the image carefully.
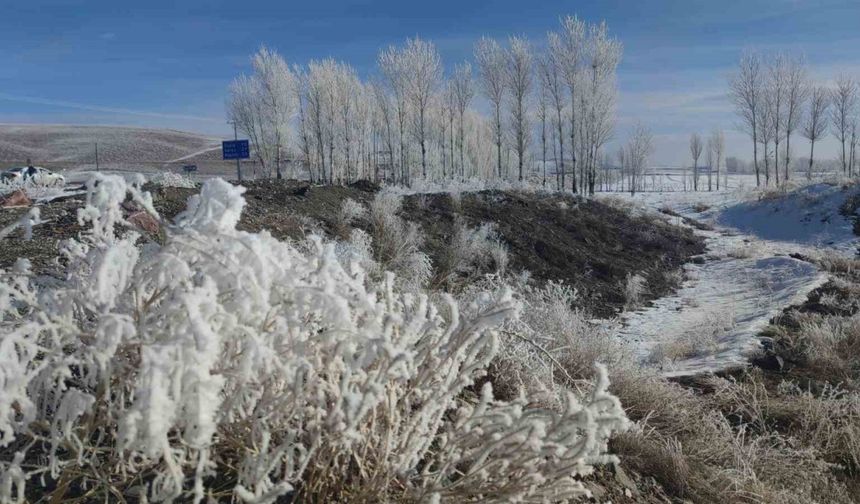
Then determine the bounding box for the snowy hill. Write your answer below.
[0,124,221,166]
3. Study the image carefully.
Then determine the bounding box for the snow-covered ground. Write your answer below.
[601,174,858,377]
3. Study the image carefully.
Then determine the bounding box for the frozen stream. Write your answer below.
[604,180,859,377]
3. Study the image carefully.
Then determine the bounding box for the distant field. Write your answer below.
[0,123,224,169]
[0,124,284,180]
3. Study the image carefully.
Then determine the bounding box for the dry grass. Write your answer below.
[604,369,856,503]
[623,273,647,310]
[691,201,711,213]
[726,240,766,259]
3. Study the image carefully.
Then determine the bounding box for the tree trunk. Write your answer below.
[569,89,577,194]
[774,139,780,185]
[556,109,565,190]
[459,112,466,178]
[495,104,502,178]
[753,129,760,187]
[541,118,547,187]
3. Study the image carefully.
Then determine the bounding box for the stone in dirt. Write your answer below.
[753,353,784,372]
[1,189,31,208]
[127,211,160,234]
[612,464,640,496]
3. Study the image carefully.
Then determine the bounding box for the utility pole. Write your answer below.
[229,121,242,182]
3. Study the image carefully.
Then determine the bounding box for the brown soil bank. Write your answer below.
[0,180,704,317]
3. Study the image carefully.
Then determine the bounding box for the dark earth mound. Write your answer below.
[0,179,704,317]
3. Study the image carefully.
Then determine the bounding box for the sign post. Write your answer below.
[222,124,250,181]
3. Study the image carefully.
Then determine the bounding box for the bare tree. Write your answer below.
[851,119,859,176]
[709,129,725,191]
[801,85,829,180]
[729,51,764,186]
[504,36,533,181]
[757,90,776,186]
[782,56,809,182]
[626,123,653,195]
[690,133,703,190]
[830,75,858,175]
[555,15,586,193]
[766,54,788,185]
[475,37,507,179]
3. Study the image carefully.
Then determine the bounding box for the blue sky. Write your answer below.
[2,0,860,164]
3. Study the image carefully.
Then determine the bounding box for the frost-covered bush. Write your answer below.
[150,171,197,188]
[337,197,366,229]
[0,208,40,241]
[623,273,647,310]
[368,189,432,289]
[0,175,628,503]
[334,197,368,239]
[461,277,629,408]
[395,176,549,197]
[435,220,508,288]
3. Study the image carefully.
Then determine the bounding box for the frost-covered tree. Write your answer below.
[475,37,507,179]
[782,56,809,181]
[555,15,586,193]
[801,85,830,179]
[625,122,653,195]
[223,15,623,188]
[689,132,703,191]
[402,38,442,179]
[504,36,533,181]
[451,62,475,178]
[537,44,567,190]
[334,62,362,183]
[709,129,725,190]
[536,66,549,187]
[830,74,858,175]
[227,46,297,178]
[580,21,621,195]
[378,44,411,184]
[757,88,776,186]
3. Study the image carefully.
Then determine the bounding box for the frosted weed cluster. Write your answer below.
[0,174,628,503]
[150,171,198,189]
[436,220,508,289]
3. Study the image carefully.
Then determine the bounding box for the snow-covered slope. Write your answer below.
[718,183,860,254]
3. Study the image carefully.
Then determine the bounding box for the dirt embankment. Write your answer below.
[0,179,704,317]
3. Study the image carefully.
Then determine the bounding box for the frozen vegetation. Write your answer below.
[3,5,860,502]
[0,175,629,502]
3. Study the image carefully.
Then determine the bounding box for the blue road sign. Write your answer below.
[222,140,250,160]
